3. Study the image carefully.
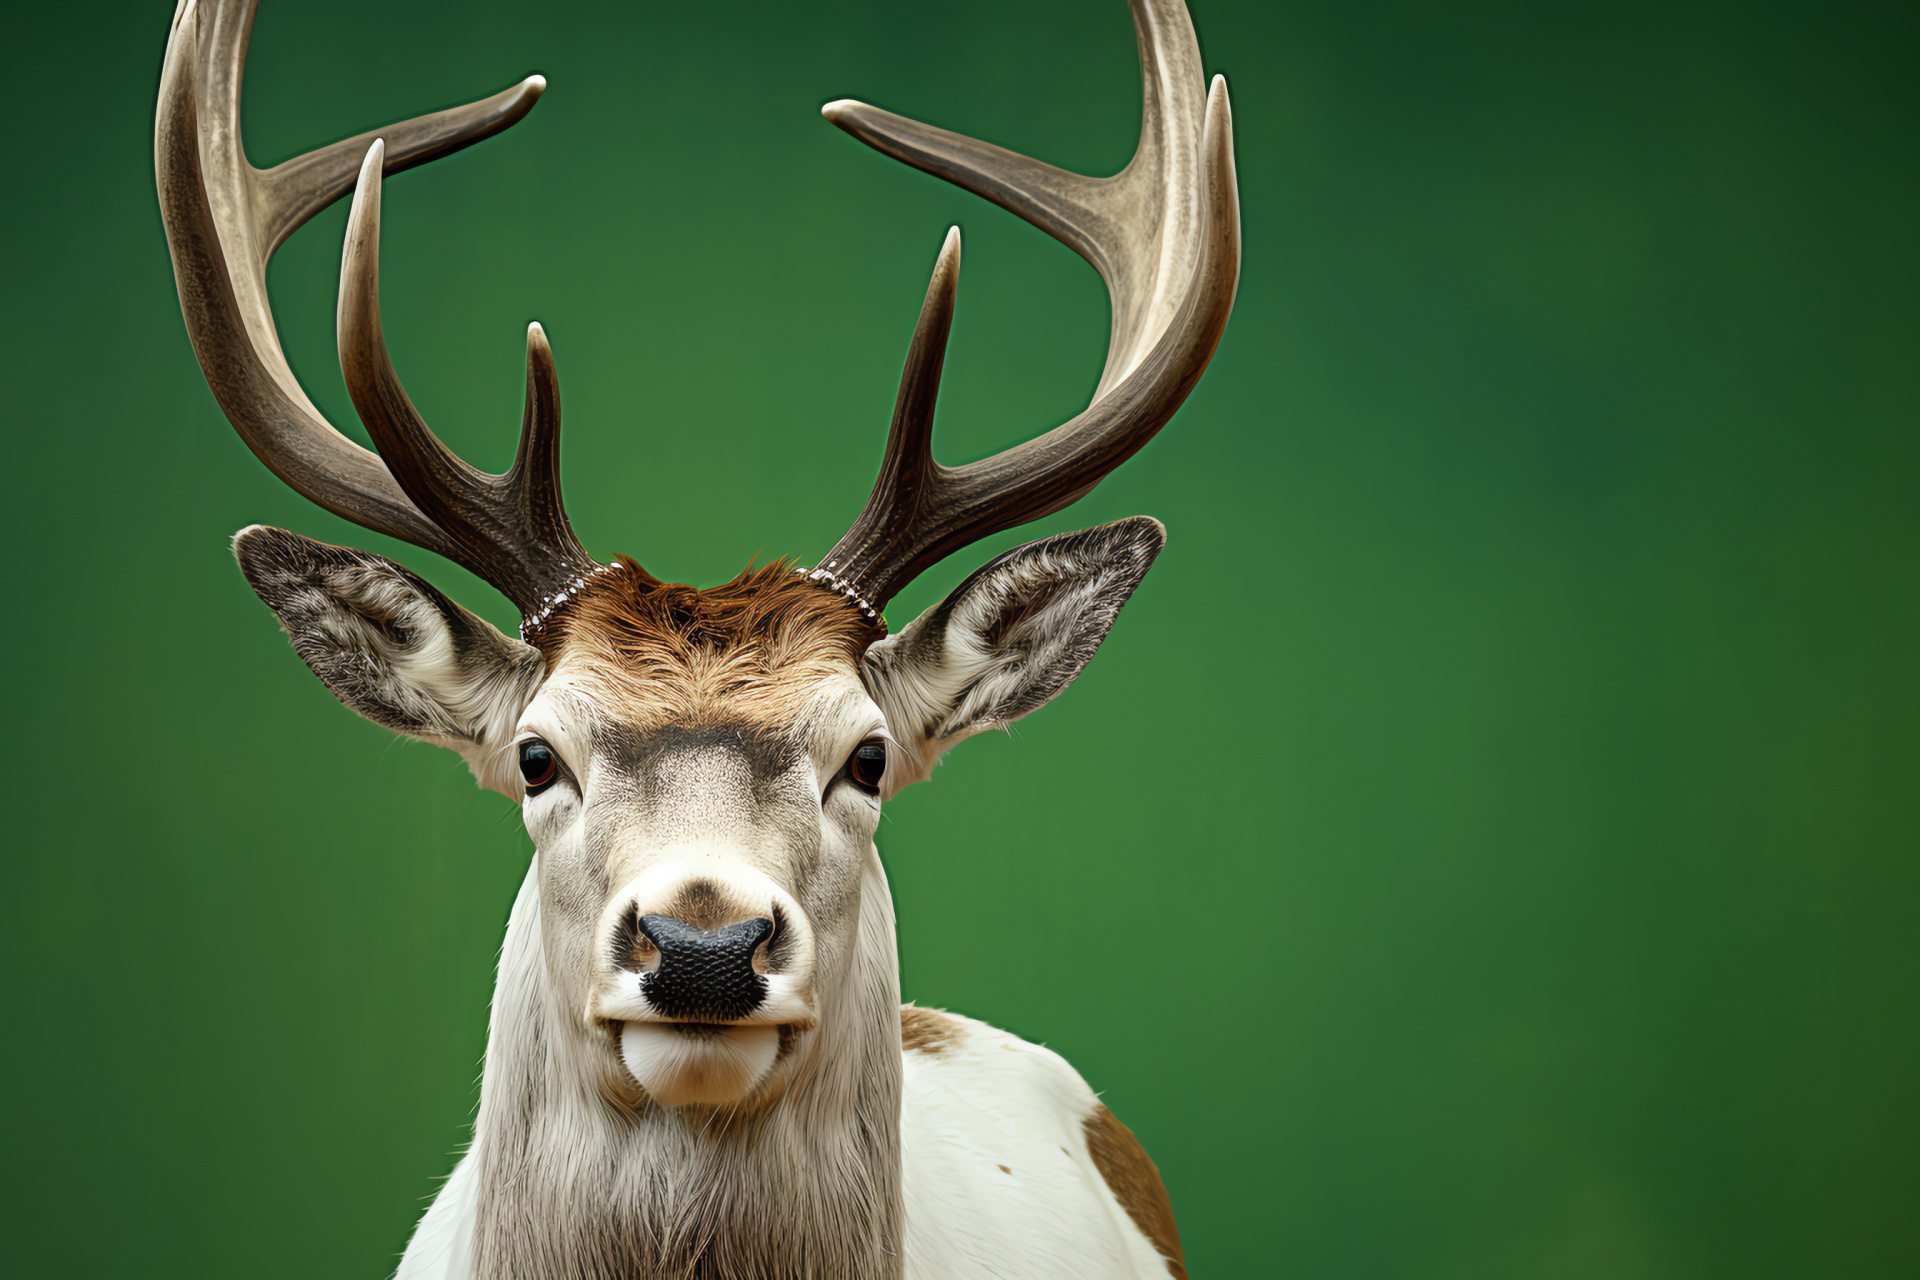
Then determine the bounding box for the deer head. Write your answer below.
[156,0,1237,1115]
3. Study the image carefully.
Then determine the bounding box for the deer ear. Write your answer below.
[861,516,1164,793]
[232,525,547,796]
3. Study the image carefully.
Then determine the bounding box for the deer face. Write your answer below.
[515,663,881,1108]
[235,518,1163,1110]
[508,564,888,1108]
[165,0,1232,1116]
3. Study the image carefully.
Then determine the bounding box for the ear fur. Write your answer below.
[862,516,1165,792]
[232,525,547,795]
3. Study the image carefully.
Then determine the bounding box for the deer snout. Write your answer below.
[591,864,817,1030]
[634,914,773,1022]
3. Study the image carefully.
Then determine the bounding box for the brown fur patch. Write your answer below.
[899,1005,964,1056]
[537,557,881,729]
[1083,1104,1186,1279]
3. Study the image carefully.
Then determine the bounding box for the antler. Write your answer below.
[812,0,1240,619]
[155,0,608,619]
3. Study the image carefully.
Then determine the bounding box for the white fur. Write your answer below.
[393,1151,477,1280]
[397,1002,1175,1280]
[243,526,1175,1277]
[900,1013,1176,1279]
[619,1022,781,1106]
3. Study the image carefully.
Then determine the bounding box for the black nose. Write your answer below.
[635,914,774,1022]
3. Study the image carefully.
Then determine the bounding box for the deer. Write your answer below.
[155,0,1237,1274]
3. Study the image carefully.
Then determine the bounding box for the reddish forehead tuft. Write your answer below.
[534,558,881,728]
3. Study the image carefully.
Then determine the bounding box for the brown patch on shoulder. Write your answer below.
[1083,1103,1186,1279]
[537,557,882,729]
[899,1005,964,1056]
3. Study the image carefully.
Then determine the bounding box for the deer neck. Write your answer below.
[469,850,906,1278]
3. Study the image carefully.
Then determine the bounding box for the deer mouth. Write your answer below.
[591,960,818,1108]
[617,1020,783,1107]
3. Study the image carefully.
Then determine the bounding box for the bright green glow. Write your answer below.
[1,0,1914,1275]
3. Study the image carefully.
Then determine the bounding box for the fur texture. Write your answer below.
[234,518,1176,1279]
[541,557,880,733]
[233,526,544,794]
[461,856,905,1278]
[863,517,1164,791]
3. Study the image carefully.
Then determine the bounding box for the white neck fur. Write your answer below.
[467,852,906,1277]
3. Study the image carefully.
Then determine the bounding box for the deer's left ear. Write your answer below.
[861,516,1164,794]
[233,525,547,796]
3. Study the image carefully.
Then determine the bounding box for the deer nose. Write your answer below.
[635,914,774,1022]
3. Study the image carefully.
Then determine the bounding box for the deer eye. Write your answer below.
[519,740,560,795]
[846,740,888,795]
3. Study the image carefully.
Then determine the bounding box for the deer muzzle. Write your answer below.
[589,863,817,1106]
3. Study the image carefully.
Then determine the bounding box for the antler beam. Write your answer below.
[336,142,598,614]
[815,0,1240,615]
[155,0,601,617]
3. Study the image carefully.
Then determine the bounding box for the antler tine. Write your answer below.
[808,229,961,617]
[254,84,544,259]
[156,0,552,589]
[817,0,1239,616]
[337,143,603,615]
[509,323,583,568]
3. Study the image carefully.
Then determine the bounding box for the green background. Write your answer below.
[2,0,1913,1274]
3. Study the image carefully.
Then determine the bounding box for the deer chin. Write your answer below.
[619,1022,780,1107]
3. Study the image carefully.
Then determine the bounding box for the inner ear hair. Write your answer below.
[233,524,545,749]
[865,516,1165,761]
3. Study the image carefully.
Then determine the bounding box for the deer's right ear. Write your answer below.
[233,525,547,796]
